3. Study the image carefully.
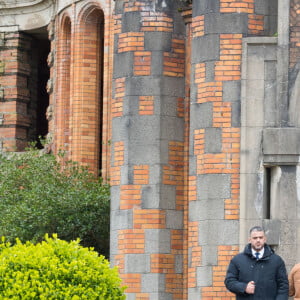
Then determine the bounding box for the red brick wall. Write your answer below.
[0,32,31,151]
[51,2,114,177]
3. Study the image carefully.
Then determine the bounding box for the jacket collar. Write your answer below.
[244,243,274,259]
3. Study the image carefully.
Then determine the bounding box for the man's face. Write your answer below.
[249,230,266,251]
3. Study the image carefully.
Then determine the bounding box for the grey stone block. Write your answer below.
[122,11,141,32]
[198,220,239,245]
[161,77,185,97]
[110,186,120,210]
[125,116,161,142]
[111,117,129,141]
[173,9,186,35]
[145,229,171,253]
[149,165,163,185]
[202,245,218,266]
[110,209,133,230]
[142,184,177,210]
[142,185,159,209]
[166,210,183,229]
[120,165,132,185]
[193,0,220,15]
[197,266,212,286]
[192,35,220,63]
[160,96,179,116]
[149,293,173,300]
[143,186,175,209]
[189,155,197,176]
[175,254,183,273]
[231,101,241,127]
[110,230,119,255]
[263,128,300,155]
[189,199,224,221]
[161,117,184,141]
[151,52,164,76]
[144,32,172,51]
[205,127,222,153]
[160,185,177,209]
[141,274,165,293]
[126,77,184,97]
[122,96,140,116]
[125,254,150,273]
[114,0,124,14]
[223,81,241,102]
[125,293,136,300]
[205,13,248,34]
[188,287,201,300]
[197,174,231,200]
[190,102,213,129]
[255,0,277,15]
[205,61,215,82]
[129,142,161,165]
[126,77,161,96]
[113,52,134,79]
[247,43,277,61]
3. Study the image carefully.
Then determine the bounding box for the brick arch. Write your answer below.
[56,14,71,157]
[71,4,105,175]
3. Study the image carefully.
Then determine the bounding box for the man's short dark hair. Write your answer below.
[249,226,265,235]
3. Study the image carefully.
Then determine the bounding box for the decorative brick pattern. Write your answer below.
[215,34,242,82]
[142,13,173,32]
[112,78,125,117]
[248,14,264,35]
[201,246,238,299]
[139,96,154,115]
[220,0,254,13]
[119,32,144,53]
[134,51,151,76]
[120,185,142,210]
[163,39,185,77]
[191,16,204,38]
[133,165,150,184]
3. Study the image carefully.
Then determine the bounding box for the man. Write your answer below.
[224,226,289,299]
[288,262,300,299]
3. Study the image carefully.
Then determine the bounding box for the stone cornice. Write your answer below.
[0,0,47,9]
[0,0,55,31]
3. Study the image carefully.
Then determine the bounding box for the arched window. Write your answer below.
[56,16,71,156]
[71,7,104,175]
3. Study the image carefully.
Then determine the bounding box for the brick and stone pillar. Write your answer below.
[0,31,32,151]
[111,1,186,299]
[187,0,274,298]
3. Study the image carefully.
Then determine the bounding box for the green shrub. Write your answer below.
[0,148,110,256]
[0,235,125,299]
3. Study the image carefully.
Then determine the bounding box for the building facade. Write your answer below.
[1,0,300,299]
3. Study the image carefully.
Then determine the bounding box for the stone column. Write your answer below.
[188,0,274,298]
[111,1,186,299]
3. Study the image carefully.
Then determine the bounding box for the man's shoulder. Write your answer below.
[231,251,249,262]
[268,251,285,264]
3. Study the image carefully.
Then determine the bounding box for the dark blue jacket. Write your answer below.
[224,244,288,299]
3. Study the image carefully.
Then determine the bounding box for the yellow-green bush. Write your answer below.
[0,235,125,299]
